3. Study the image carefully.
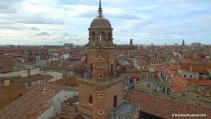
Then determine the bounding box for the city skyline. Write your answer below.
[0,0,211,45]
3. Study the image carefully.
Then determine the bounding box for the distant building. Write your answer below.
[22,48,48,61]
[64,43,74,49]
[182,39,185,46]
[178,63,211,79]
[133,56,165,70]
[0,47,48,62]
[191,42,201,47]
[0,55,13,73]
[130,38,133,45]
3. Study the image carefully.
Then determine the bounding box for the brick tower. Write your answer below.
[78,1,139,119]
[78,0,123,119]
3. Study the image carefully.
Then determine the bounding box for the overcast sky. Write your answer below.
[0,0,211,45]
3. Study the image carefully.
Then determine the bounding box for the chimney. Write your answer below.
[27,69,31,76]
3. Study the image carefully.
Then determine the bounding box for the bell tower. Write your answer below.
[78,0,124,119]
[88,0,113,49]
[85,0,117,78]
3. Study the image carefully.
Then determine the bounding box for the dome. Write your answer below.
[90,18,112,29]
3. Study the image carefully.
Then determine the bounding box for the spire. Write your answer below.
[98,0,103,18]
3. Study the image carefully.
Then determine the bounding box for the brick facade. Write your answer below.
[78,1,125,119]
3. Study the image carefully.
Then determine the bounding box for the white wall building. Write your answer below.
[37,90,77,119]
[0,68,40,78]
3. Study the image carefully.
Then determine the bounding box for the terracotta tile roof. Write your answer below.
[138,57,149,66]
[190,65,209,73]
[171,76,187,93]
[54,113,85,119]
[150,66,162,72]
[179,63,211,74]
[3,53,23,57]
[127,91,211,119]
[0,74,53,84]
[47,61,82,69]
[187,79,211,86]
[0,85,61,119]
[180,63,190,71]
[0,86,28,109]
[163,66,177,76]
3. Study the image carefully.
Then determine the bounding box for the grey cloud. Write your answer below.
[36,32,51,36]
[0,25,25,30]
[30,27,40,31]
[18,17,65,25]
[0,6,17,14]
[19,19,64,24]
[63,33,70,37]
[0,0,22,14]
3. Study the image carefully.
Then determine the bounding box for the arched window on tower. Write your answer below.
[111,64,113,74]
[92,32,96,47]
[113,95,117,107]
[100,32,105,42]
[109,32,112,41]
[89,95,93,104]
[92,32,95,41]
[90,64,93,71]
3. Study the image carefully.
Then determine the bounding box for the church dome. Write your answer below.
[90,18,112,28]
[89,0,112,29]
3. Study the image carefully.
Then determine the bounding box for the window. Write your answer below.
[90,64,93,71]
[28,81,32,87]
[100,32,105,42]
[99,74,103,79]
[113,95,117,107]
[111,64,113,73]
[190,75,192,79]
[89,95,93,104]
[92,32,95,41]
[129,79,133,84]
[184,74,186,78]
[109,32,112,41]
[98,94,103,99]
[98,110,104,115]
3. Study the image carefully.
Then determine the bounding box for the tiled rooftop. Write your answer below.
[0,86,27,109]
[54,113,85,119]
[187,79,211,86]
[171,76,187,93]
[0,85,61,119]
[127,91,211,119]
